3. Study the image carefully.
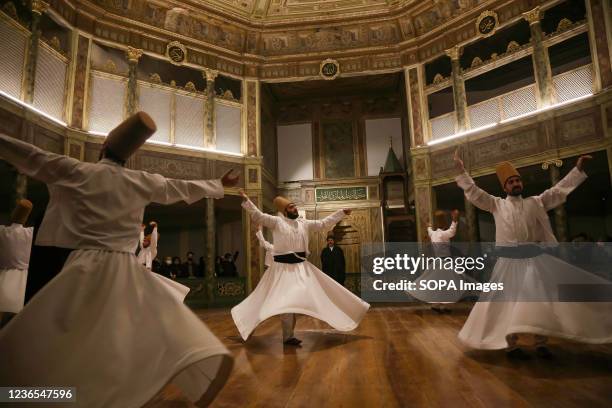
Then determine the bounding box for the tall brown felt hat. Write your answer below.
[495,161,520,187]
[10,199,33,225]
[104,112,157,160]
[434,210,447,228]
[273,196,292,213]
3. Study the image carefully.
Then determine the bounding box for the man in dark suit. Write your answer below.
[320,233,346,285]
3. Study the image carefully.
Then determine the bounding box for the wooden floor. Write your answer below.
[147,304,612,408]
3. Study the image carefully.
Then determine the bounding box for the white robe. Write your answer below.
[0,223,33,313]
[456,167,612,349]
[0,133,232,407]
[409,221,477,303]
[255,229,274,268]
[231,200,370,340]
[137,226,158,269]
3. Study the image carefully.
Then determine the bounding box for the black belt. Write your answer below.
[495,245,544,259]
[273,252,307,264]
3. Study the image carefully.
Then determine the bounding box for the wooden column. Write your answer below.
[205,197,216,279]
[585,0,612,91]
[523,7,553,108]
[446,46,469,132]
[125,46,143,116]
[544,159,568,242]
[403,65,427,146]
[203,68,218,148]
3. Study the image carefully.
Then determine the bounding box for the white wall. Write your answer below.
[277,123,313,182]
[365,117,403,176]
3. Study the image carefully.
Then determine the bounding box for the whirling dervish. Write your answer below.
[0,112,238,407]
[231,191,370,345]
[453,148,612,359]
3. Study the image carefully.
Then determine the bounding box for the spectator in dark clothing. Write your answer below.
[220,251,239,277]
[183,251,197,278]
[198,256,206,277]
[214,256,223,277]
[159,256,176,279]
[320,234,346,285]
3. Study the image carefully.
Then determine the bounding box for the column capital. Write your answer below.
[126,46,143,63]
[541,159,563,170]
[31,0,49,15]
[203,68,218,82]
[445,46,462,61]
[522,7,543,25]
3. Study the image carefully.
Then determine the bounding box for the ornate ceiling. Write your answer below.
[195,0,417,23]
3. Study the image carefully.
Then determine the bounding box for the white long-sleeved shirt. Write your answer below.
[0,133,224,252]
[242,199,345,256]
[427,220,457,257]
[137,226,158,269]
[0,224,33,270]
[255,229,274,267]
[455,167,587,244]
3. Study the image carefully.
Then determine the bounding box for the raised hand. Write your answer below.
[239,189,249,201]
[451,209,459,221]
[576,155,592,172]
[221,169,239,187]
[454,147,465,173]
[343,208,352,215]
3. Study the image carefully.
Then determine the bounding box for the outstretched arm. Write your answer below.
[150,175,224,204]
[150,168,238,205]
[454,148,497,213]
[538,157,589,211]
[0,133,80,184]
[255,228,274,252]
[150,224,158,249]
[306,209,349,232]
[240,190,279,230]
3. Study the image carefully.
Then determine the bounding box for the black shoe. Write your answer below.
[283,337,302,346]
[506,348,531,360]
[535,346,553,359]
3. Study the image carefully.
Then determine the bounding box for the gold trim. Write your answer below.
[476,10,499,38]
[319,59,340,80]
[522,7,543,25]
[166,41,187,66]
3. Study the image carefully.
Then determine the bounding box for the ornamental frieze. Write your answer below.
[137,154,206,179]
[315,187,367,203]
[470,128,544,167]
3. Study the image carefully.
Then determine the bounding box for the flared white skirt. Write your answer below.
[231,260,370,340]
[0,267,27,313]
[459,254,612,349]
[0,249,232,407]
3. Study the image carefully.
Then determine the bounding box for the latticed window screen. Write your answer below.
[430,113,455,140]
[553,65,593,103]
[88,73,126,134]
[0,18,26,99]
[33,45,68,121]
[501,85,537,120]
[174,93,204,148]
[138,85,171,143]
[215,104,241,153]
[469,99,500,129]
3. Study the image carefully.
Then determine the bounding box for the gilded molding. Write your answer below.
[31,0,49,15]
[126,46,143,63]
[522,7,543,25]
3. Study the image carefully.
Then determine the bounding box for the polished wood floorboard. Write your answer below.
[146,305,612,408]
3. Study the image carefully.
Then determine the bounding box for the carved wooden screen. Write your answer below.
[0,17,26,100]
[33,44,68,121]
